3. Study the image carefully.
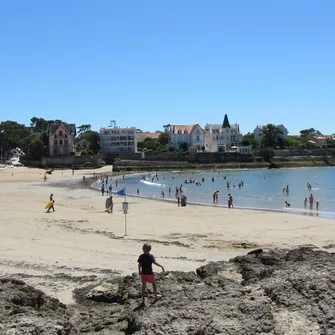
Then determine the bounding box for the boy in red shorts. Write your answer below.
[138,243,164,306]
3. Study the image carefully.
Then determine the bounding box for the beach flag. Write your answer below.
[115,188,126,196]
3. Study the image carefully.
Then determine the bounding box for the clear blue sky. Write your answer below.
[0,0,334,135]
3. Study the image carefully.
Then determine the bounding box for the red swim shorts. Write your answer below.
[141,274,155,284]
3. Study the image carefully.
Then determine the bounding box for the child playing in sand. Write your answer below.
[138,243,164,306]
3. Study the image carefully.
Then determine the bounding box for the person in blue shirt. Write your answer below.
[138,243,164,306]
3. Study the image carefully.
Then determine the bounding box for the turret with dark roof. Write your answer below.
[222,114,231,128]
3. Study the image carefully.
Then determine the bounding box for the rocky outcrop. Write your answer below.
[1,247,334,334]
[0,278,71,334]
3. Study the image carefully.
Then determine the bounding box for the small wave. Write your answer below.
[140,180,165,187]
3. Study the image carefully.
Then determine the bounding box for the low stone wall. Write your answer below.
[253,148,335,157]
[117,152,255,163]
[21,155,104,168]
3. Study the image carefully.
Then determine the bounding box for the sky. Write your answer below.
[0,0,334,135]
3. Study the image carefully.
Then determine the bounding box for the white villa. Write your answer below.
[169,124,205,152]
[253,124,289,144]
[204,114,243,152]
[47,122,76,156]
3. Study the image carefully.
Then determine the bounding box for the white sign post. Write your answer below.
[122,201,129,236]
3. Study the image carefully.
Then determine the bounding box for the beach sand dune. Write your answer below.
[0,167,334,304]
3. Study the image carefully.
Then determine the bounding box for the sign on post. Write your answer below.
[122,202,129,235]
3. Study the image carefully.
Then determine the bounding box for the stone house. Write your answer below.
[47,123,76,156]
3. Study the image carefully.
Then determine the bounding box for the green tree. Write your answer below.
[157,132,170,146]
[179,142,189,152]
[20,133,47,159]
[77,124,91,135]
[77,131,100,154]
[241,133,259,148]
[300,128,322,138]
[282,136,302,148]
[0,121,31,151]
[261,124,283,147]
[30,117,54,133]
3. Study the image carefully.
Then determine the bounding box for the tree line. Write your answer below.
[241,125,334,149]
[0,118,100,160]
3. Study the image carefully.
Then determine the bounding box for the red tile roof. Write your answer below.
[171,124,202,134]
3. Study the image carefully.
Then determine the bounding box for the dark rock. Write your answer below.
[1,248,335,334]
[247,248,263,255]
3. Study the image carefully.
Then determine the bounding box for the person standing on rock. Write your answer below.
[138,243,164,306]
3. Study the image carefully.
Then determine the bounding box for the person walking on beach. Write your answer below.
[105,196,111,212]
[175,187,179,199]
[161,191,164,198]
[177,196,180,207]
[138,243,164,307]
[168,187,171,197]
[108,196,113,213]
[101,183,105,196]
[316,200,319,211]
[304,198,307,208]
[212,191,216,203]
[137,188,140,195]
[47,199,55,213]
[228,194,234,208]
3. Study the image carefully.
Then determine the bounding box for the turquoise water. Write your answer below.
[95,167,335,219]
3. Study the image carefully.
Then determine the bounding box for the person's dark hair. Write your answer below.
[142,243,151,252]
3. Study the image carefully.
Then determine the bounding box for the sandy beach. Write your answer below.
[0,167,334,305]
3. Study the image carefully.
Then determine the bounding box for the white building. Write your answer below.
[169,124,205,151]
[99,127,137,154]
[253,124,289,144]
[204,114,242,152]
[47,123,76,156]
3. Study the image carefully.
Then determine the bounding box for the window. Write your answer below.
[65,134,68,139]
[54,140,58,145]
[59,140,63,145]
[128,136,134,140]
[196,136,200,141]
[184,130,188,134]
[54,134,57,139]
[178,130,182,134]
[59,131,63,136]
[64,139,68,145]
[128,130,134,134]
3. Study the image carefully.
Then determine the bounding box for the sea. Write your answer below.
[93,167,335,219]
